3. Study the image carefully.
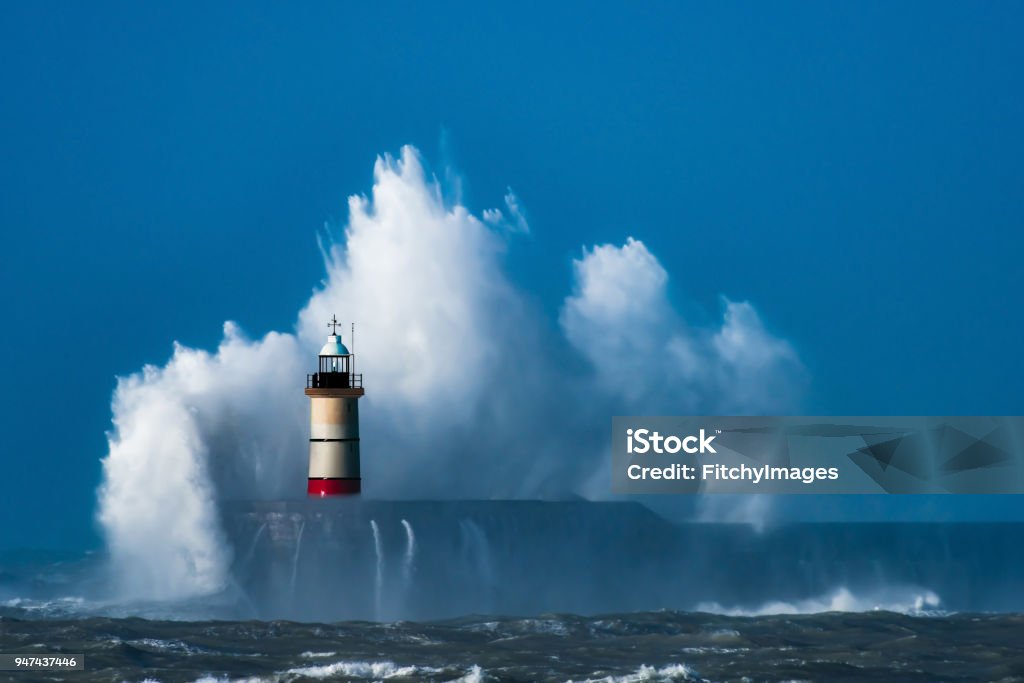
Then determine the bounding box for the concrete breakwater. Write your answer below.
[221,499,1024,621]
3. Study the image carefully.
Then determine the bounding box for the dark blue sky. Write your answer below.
[2,3,1022,550]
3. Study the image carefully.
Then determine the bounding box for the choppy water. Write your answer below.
[1,609,1023,683]
[4,513,1024,680]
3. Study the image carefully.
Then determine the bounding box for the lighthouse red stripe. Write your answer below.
[308,478,361,496]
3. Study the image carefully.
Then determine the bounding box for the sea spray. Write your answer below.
[98,395,229,601]
[97,326,305,601]
[289,521,306,608]
[459,519,494,612]
[401,519,416,588]
[96,146,803,606]
[239,522,267,572]
[696,586,944,616]
[370,520,384,620]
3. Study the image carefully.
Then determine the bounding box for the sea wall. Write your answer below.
[221,500,1024,621]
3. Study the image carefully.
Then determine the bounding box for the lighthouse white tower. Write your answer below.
[305,316,364,496]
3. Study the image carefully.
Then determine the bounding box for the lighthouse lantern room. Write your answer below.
[305,315,364,496]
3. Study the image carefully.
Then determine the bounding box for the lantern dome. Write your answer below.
[319,334,350,356]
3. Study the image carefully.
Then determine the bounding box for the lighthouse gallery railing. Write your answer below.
[307,372,363,389]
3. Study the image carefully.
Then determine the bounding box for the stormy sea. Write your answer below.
[3,608,1024,683]
[3,503,1024,682]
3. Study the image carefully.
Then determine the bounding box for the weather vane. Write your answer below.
[327,315,343,335]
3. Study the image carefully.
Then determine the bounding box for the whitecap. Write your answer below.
[697,585,945,616]
[566,663,698,682]
[130,638,209,655]
[444,665,489,683]
[284,660,439,679]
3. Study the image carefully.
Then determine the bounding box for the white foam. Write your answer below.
[567,663,698,683]
[284,660,439,679]
[697,585,943,616]
[466,621,500,632]
[130,638,209,655]
[512,618,570,635]
[444,665,489,683]
[3,596,86,611]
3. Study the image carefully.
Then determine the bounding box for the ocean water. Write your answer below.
[4,508,1024,681]
[2,608,1023,682]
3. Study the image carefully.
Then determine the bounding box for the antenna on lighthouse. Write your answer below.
[351,322,355,374]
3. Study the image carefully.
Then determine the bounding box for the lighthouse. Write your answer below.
[305,316,364,496]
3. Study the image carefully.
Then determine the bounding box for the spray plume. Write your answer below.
[97,145,804,600]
